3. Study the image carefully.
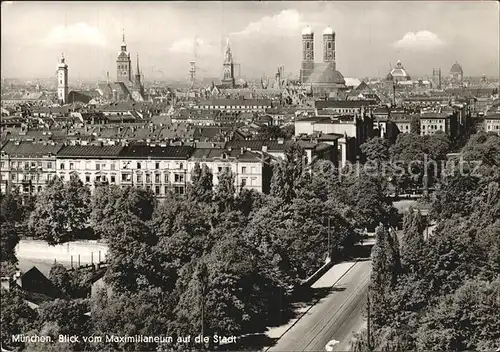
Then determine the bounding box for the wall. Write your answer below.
[15,239,109,265]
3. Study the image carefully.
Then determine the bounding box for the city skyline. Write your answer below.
[1,1,499,81]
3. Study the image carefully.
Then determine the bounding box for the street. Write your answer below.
[268,260,371,352]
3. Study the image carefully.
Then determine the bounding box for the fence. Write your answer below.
[15,239,109,267]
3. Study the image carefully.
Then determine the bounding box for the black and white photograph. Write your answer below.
[1,1,499,351]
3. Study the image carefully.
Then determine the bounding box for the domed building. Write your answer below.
[386,60,411,82]
[299,26,347,97]
[449,62,463,82]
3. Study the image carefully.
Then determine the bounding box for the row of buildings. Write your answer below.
[0,137,338,197]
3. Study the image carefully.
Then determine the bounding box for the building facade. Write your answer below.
[420,112,458,137]
[187,148,271,193]
[0,141,63,195]
[55,145,193,197]
[484,114,500,135]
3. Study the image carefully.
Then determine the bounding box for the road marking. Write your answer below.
[325,339,340,351]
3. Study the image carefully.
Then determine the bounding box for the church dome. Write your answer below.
[302,26,314,35]
[389,60,410,80]
[323,26,334,35]
[450,62,463,75]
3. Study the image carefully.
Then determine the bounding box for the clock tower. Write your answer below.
[116,32,131,82]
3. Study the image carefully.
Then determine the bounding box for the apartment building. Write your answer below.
[484,114,500,135]
[187,148,271,193]
[193,99,272,113]
[420,112,458,138]
[56,144,193,197]
[0,141,63,195]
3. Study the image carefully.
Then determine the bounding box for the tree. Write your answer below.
[188,162,214,203]
[1,288,38,351]
[361,137,391,166]
[214,168,236,212]
[416,278,500,351]
[49,263,73,297]
[91,287,176,351]
[410,115,420,135]
[400,210,426,274]
[28,176,91,244]
[0,221,19,264]
[270,143,310,203]
[345,175,399,230]
[90,185,157,237]
[0,190,22,223]
[369,226,401,330]
[104,207,158,292]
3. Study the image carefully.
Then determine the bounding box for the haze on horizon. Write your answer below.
[1,1,499,82]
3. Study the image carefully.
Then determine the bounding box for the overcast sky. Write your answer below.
[1,1,499,82]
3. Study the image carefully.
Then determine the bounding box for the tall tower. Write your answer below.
[57,53,68,104]
[134,53,141,87]
[221,37,235,88]
[323,26,336,69]
[300,26,315,84]
[117,31,131,82]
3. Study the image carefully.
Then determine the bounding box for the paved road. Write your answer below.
[268,261,371,352]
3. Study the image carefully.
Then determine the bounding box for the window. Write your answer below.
[95,175,101,182]
[328,42,331,49]
[164,186,169,194]
[137,162,142,169]
[137,174,143,183]
[155,186,160,195]
[111,175,116,183]
[60,163,65,170]
[164,174,169,183]
[174,186,185,195]
[122,173,131,182]
[250,177,257,186]
[96,163,100,171]
[85,175,90,183]
[146,185,151,192]
[179,163,184,170]
[155,174,160,183]
[241,178,247,187]
[0,162,4,169]
[155,162,160,170]
[146,174,151,183]
[111,163,116,171]
[251,166,256,174]
[242,166,247,174]
[174,174,184,183]
[69,163,74,170]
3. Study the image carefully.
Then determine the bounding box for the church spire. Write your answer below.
[121,29,127,52]
[136,53,140,76]
[223,37,233,64]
